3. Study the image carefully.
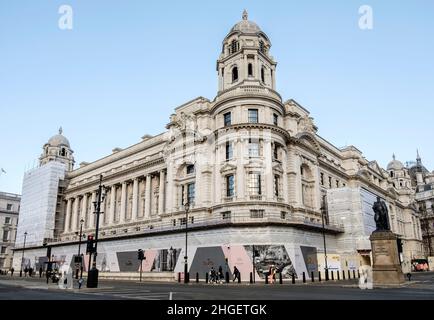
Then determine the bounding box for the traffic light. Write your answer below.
[86,235,95,254]
[138,249,145,261]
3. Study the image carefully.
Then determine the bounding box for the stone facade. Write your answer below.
[0,192,20,271]
[13,11,424,279]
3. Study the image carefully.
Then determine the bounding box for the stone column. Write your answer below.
[314,165,321,210]
[82,193,88,228]
[64,198,72,233]
[158,171,165,215]
[145,175,152,219]
[254,55,259,79]
[282,149,289,203]
[166,164,174,213]
[120,182,127,224]
[132,178,139,221]
[89,191,96,228]
[264,139,274,201]
[109,185,116,225]
[72,196,80,232]
[214,145,222,204]
[236,138,245,200]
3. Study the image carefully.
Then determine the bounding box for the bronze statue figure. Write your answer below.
[372,196,390,231]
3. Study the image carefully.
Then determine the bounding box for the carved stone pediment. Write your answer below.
[220,163,237,173]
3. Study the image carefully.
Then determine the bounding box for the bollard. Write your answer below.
[225,272,230,283]
[292,273,295,284]
[206,272,209,284]
[325,270,329,281]
[337,270,340,281]
[311,271,314,282]
[250,272,253,284]
[186,272,190,283]
[196,272,199,283]
[331,271,334,281]
[358,270,360,279]
[353,270,356,279]
[302,272,306,283]
[318,271,321,282]
[238,273,241,284]
[178,272,181,283]
[342,270,345,280]
[265,273,269,284]
[279,272,283,284]
[348,270,351,280]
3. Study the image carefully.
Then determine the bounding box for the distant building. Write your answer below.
[407,151,434,258]
[0,192,21,271]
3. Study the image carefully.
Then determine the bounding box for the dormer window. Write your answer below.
[61,148,66,156]
[231,40,239,54]
[232,66,239,82]
[259,40,265,53]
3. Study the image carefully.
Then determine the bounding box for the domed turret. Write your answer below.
[230,10,262,34]
[39,127,75,171]
[47,127,70,148]
[387,154,404,171]
[217,10,277,93]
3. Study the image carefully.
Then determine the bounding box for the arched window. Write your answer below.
[248,63,253,76]
[261,67,265,83]
[390,171,394,177]
[232,66,239,82]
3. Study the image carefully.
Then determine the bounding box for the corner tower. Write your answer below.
[217,10,277,93]
[39,127,74,171]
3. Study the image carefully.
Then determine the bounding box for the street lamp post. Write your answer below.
[87,175,107,288]
[76,219,84,279]
[20,232,28,277]
[184,202,190,284]
[321,196,329,281]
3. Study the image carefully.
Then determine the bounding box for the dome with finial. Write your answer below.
[47,127,70,148]
[230,10,262,34]
[387,153,404,171]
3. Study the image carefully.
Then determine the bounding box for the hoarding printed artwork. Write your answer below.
[300,246,318,273]
[244,245,297,279]
[189,246,231,278]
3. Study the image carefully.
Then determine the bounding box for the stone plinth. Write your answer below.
[370,231,405,286]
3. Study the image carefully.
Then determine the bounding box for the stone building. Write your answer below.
[0,192,20,271]
[398,152,434,259]
[13,11,423,278]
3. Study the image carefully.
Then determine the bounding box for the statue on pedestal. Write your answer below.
[372,196,390,231]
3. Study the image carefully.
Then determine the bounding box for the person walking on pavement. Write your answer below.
[218,266,224,284]
[233,266,240,282]
[39,266,43,278]
[78,277,84,289]
[10,268,14,277]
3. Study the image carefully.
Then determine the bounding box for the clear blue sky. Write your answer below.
[1,1,433,194]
